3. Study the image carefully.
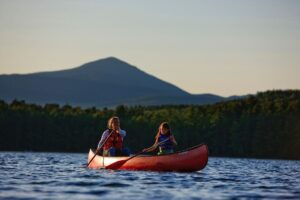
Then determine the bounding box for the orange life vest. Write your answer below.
[103,130,123,150]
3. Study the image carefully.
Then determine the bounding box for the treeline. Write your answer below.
[0,90,299,160]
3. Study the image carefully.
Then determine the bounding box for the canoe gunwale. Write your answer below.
[91,143,208,158]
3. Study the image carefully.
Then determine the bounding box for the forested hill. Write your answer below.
[0,90,299,160]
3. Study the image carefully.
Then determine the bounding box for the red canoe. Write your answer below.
[87,144,208,172]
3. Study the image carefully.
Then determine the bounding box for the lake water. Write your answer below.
[0,152,299,200]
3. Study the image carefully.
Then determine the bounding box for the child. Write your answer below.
[144,122,177,155]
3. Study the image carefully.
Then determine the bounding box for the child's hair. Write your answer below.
[155,122,171,140]
[107,116,120,129]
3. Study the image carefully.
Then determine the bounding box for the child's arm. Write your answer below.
[143,139,159,152]
[171,135,177,146]
[143,144,157,152]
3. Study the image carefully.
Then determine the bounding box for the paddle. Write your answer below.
[105,138,170,170]
[87,130,113,167]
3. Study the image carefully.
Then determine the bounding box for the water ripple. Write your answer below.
[0,152,300,199]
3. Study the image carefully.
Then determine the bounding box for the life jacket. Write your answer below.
[158,133,173,150]
[103,130,123,150]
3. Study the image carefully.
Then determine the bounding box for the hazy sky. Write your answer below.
[0,0,299,96]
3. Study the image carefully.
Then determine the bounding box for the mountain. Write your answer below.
[0,57,228,107]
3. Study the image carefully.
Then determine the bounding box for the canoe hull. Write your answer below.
[87,144,208,172]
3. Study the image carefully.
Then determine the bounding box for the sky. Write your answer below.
[0,0,299,96]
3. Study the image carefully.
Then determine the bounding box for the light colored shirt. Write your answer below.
[97,129,126,149]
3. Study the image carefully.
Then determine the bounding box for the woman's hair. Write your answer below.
[107,116,120,129]
[155,122,171,140]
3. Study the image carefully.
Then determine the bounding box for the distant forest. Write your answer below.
[0,90,299,160]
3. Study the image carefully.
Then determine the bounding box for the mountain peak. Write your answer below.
[86,56,132,68]
[73,57,139,74]
[101,56,125,62]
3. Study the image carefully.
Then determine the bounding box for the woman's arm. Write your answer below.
[97,130,110,149]
[119,129,126,140]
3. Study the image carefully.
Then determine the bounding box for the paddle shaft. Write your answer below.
[124,139,166,160]
[87,130,113,167]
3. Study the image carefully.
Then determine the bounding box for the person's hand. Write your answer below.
[143,148,148,152]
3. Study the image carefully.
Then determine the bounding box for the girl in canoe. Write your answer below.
[144,122,177,155]
[96,116,130,156]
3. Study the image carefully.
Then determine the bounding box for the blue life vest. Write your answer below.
[158,134,173,150]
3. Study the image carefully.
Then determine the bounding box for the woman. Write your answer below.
[144,122,177,155]
[97,116,130,156]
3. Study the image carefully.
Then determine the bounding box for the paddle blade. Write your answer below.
[105,160,127,170]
